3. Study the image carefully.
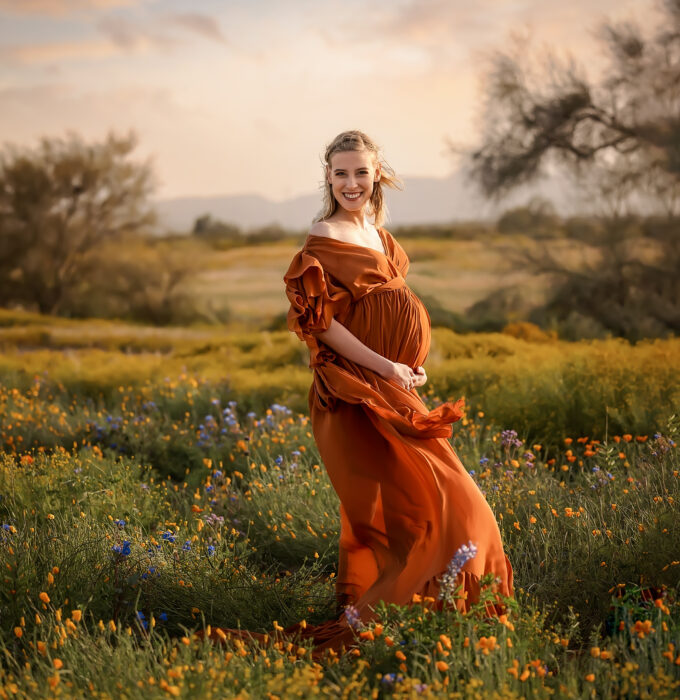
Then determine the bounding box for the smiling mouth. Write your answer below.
[343,192,362,200]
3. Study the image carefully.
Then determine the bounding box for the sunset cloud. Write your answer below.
[2,38,119,64]
[0,0,662,200]
[0,0,139,16]
[96,15,178,51]
[168,13,227,45]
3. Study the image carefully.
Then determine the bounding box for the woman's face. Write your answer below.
[326,150,380,213]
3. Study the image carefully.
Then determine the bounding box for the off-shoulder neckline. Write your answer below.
[305,226,389,258]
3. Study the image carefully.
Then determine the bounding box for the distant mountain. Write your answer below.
[154,170,577,233]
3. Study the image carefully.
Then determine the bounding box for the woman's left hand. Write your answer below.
[412,366,427,387]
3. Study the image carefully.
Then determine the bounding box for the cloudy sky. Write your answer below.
[0,0,658,200]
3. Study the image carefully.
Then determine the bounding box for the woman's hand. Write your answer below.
[412,365,427,387]
[383,362,427,390]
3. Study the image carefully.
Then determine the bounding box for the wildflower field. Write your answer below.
[1,310,680,698]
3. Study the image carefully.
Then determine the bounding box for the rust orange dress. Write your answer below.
[201,226,514,656]
[278,227,514,651]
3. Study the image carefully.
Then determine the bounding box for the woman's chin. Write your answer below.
[335,198,366,213]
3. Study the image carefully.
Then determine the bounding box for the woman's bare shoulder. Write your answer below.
[308,221,336,239]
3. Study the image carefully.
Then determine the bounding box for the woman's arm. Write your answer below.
[315,318,421,388]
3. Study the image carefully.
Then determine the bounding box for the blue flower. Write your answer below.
[275,455,283,466]
[159,612,168,622]
[479,457,489,465]
[136,611,148,630]
[114,519,126,528]
[112,540,131,556]
[207,545,216,556]
[161,531,176,543]
[182,540,191,551]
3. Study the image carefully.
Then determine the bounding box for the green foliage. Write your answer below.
[1,386,679,696]
[0,131,155,315]
[468,1,680,340]
[1,314,679,460]
[496,197,562,238]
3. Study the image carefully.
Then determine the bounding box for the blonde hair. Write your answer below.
[313,130,403,228]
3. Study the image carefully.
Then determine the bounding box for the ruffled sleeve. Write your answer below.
[284,250,351,343]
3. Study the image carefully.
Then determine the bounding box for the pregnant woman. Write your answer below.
[281,130,514,652]
[202,130,514,656]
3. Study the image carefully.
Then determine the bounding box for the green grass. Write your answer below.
[1,313,679,697]
[1,309,679,449]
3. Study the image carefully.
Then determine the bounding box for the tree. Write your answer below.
[467,0,680,338]
[192,214,242,241]
[496,197,561,237]
[469,1,680,208]
[0,131,156,314]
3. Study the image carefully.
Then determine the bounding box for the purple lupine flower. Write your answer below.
[438,540,478,602]
[343,604,362,631]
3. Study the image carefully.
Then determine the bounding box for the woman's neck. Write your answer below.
[331,208,373,231]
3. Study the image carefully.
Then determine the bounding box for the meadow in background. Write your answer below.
[0,310,679,697]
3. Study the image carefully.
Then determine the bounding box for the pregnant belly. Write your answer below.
[342,285,431,368]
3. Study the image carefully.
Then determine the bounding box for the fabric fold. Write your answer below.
[312,360,465,438]
[284,250,351,345]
